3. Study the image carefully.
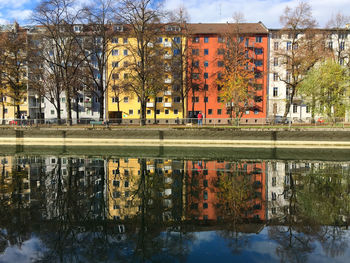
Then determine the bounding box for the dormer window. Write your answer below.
[114,25,123,32]
[74,25,82,32]
[165,25,180,32]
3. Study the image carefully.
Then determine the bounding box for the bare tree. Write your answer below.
[168,7,191,121]
[77,0,120,121]
[32,0,85,125]
[0,24,28,119]
[117,0,165,126]
[276,1,325,120]
[326,13,350,64]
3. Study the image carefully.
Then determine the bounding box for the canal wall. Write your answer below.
[0,128,350,148]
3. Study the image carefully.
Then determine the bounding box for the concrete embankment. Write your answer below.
[0,128,350,149]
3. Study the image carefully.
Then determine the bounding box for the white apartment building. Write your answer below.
[268,27,350,122]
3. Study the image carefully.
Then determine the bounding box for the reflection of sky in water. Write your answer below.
[1,228,350,262]
[0,235,46,263]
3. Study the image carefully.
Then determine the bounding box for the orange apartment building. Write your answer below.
[186,23,269,124]
[185,160,267,222]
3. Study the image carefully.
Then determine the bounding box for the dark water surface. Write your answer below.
[0,149,350,262]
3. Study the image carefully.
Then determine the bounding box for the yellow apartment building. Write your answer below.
[106,26,186,123]
[0,96,29,123]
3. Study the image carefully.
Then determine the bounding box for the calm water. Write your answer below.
[0,153,350,262]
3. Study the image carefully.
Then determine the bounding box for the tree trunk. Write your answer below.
[153,100,157,124]
[75,96,79,121]
[140,100,146,126]
[99,94,104,121]
[1,100,5,125]
[65,89,72,126]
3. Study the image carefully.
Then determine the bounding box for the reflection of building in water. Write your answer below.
[267,161,289,220]
[107,158,185,222]
[107,158,141,220]
[0,156,30,207]
[185,160,266,221]
[43,156,107,220]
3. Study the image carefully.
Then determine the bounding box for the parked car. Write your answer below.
[273,116,292,124]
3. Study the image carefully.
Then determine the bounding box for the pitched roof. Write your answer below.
[188,23,268,35]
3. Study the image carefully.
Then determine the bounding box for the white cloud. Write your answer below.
[164,0,350,28]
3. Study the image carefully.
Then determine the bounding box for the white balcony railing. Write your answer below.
[146,102,154,108]
[164,78,172,84]
[164,54,172,59]
[163,42,171,47]
[164,90,172,96]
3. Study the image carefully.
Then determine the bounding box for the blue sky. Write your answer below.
[0,0,349,27]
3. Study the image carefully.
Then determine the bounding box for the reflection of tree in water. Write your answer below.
[215,162,257,254]
[130,158,193,263]
[0,158,32,255]
[268,162,350,262]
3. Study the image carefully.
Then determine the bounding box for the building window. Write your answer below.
[217,109,222,115]
[274,42,279,50]
[328,41,333,49]
[217,85,222,91]
[218,48,225,55]
[112,97,118,103]
[193,37,199,43]
[192,49,199,55]
[218,61,224,67]
[147,109,151,115]
[340,42,345,51]
[204,97,208,103]
[123,38,128,44]
[273,87,278,97]
[156,97,163,103]
[286,41,292,51]
[218,36,224,43]
[112,61,119,68]
[129,109,133,115]
[204,37,209,43]
[254,60,263,67]
[286,71,291,82]
[254,109,259,114]
[273,57,278,66]
[165,109,169,114]
[51,110,55,115]
[173,96,181,103]
[123,49,128,55]
[208,109,212,115]
[112,73,119,80]
[273,73,279,81]
[192,97,199,103]
[293,104,297,113]
[204,72,208,79]
[112,49,119,56]
[306,105,310,113]
[217,73,222,80]
[203,203,208,209]
[255,48,263,54]
[156,109,160,114]
[123,97,129,103]
[256,36,262,43]
[204,49,209,55]
[174,109,178,114]
[217,96,221,103]
[113,180,120,187]
[124,181,129,187]
[271,192,276,200]
[203,190,208,200]
[204,61,208,67]
[192,73,199,79]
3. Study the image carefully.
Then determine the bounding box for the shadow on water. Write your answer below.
[0,154,350,262]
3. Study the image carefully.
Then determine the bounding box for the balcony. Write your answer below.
[146,102,154,108]
[164,102,172,108]
[164,90,172,96]
[163,42,171,47]
[164,54,172,59]
[164,78,172,84]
